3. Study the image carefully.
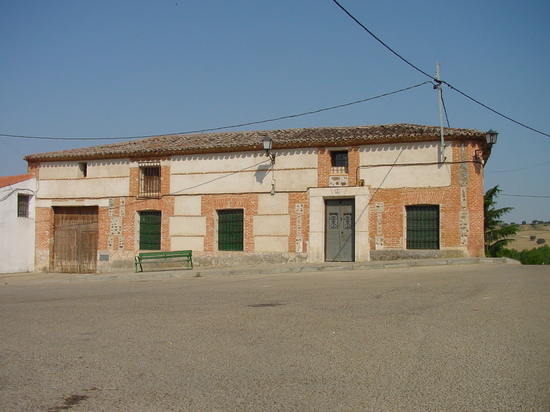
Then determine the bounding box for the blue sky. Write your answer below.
[1,0,548,223]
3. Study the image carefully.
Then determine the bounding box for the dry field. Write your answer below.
[507,225,550,251]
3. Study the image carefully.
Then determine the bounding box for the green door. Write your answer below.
[218,209,244,251]
[139,211,161,250]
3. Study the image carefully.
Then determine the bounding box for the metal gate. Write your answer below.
[325,199,355,262]
[52,206,98,273]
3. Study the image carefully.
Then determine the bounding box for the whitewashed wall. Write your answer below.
[0,178,36,273]
[171,149,318,195]
[359,142,452,188]
[38,159,131,198]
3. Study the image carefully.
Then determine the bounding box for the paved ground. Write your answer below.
[0,263,548,411]
[0,257,519,285]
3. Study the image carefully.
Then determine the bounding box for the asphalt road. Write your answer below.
[0,264,548,411]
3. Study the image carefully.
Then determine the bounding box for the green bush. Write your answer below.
[499,245,550,265]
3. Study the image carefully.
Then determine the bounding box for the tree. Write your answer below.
[484,185,519,257]
[522,249,545,265]
[499,245,550,265]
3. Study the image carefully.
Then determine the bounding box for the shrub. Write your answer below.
[530,235,537,241]
[537,238,546,244]
[499,245,550,265]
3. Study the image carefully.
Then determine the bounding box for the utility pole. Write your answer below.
[435,62,446,163]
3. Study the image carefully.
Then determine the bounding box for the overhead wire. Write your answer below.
[331,0,434,80]
[440,81,550,139]
[0,82,431,141]
[500,194,550,199]
[487,159,550,173]
[440,89,451,127]
[331,0,550,139]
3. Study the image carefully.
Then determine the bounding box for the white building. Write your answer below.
[0,174,36,273]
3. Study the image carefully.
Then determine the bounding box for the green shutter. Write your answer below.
[218,209,244,251]
[406,205,440,249]
[139,211,161,250]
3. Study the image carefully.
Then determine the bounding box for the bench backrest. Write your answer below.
[137,250,192,259]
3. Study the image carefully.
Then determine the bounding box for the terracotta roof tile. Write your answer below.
[24,123,485,162]
[0,174,34,189]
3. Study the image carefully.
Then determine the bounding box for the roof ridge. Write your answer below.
[24,123,484,162]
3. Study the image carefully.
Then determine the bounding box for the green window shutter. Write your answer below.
[218,209,244,251]
[139,211,161,250]
[406,205,440,250]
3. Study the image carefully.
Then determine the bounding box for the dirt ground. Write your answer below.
[508,225,550,250]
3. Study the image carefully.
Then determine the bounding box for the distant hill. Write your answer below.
[506,224,550,250]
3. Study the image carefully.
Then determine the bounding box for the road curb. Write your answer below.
[0,257,522,285]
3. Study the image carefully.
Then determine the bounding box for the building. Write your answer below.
[24,124,493,273]
[0,174,36,273]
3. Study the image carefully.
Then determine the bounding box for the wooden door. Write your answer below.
[52,207,98,273]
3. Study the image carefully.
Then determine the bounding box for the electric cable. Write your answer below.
[440,81,550,139]
[440,89,451,127]
[331,0,434,80]
[0,82,431,141]
[487,159,550,173]
[331,0,550,139]
[500,194,550,199]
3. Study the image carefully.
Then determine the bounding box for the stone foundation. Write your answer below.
[192,252,309,267]
[369,249,467,261]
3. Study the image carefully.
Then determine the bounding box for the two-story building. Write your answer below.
[24,123,493,273]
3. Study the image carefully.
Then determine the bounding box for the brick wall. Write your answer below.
[367,141,486,257]
[33,138,487,271]
[35,206,53,270]
[317,147,360,187]
[202,193,259,252]
[288,192,309,253]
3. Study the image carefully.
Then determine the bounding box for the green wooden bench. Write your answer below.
[134,250,193,273]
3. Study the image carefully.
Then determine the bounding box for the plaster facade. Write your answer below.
[26,125,490,273]
[0,176,36,273]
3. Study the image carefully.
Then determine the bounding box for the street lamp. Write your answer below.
[475,129,499,164]
[485,129,498,146]
[262,136,275,164]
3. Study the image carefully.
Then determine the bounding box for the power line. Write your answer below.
[440,88,451,127]
[331,0,550,140]
[440,81,550,139]
[487,159,550,173]
[0,82,431,141]
[331,0,435,81]
[501,194,550,199]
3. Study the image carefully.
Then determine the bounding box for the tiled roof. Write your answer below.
[0,174,34,189]
[24,123,486,162]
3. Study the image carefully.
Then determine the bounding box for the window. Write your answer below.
[17,194,31,218]
[406,205,440,249]
[78,162,88,178]
[218,209,244,251]
[139,165,161,198]
[139,210,161,250]
[330,151,348,174]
